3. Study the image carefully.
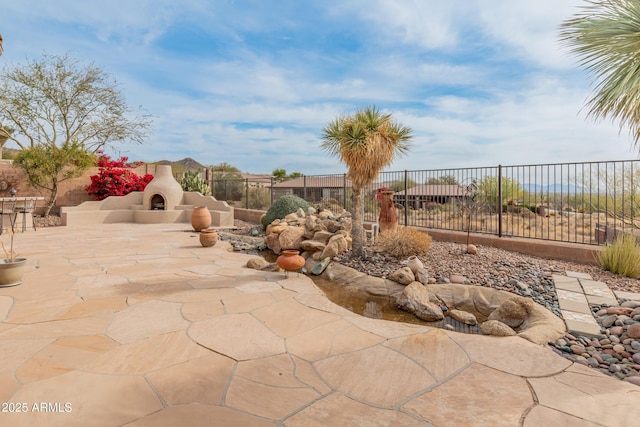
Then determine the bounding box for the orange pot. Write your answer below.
[276,250,305,271]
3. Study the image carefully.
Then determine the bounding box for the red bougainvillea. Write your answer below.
[85,151,154,200]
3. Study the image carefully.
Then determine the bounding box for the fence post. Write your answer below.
[270,176,274,205]
[245,178,249,209]
[498,164,503,238]
[303,175,307,200]
[404,169,408,226]
[343,173,347,209]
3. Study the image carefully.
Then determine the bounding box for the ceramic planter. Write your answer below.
[276,250,305,272]
[0,258,27,287]
[199,228,218,247]
[191,206,212,231]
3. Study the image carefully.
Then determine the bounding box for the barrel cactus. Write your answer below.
[262,195,309,229]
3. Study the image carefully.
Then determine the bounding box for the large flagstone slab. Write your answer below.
[315,345,436,407]
[4,371,162,427]
[16,335,118,382]
[56,297,128,320]
[1,312,112,339]
[0,372,19,401]
[524,405,603,427]
[448,333,571,377]
[106,299,189,344]
[286,320,355,361]
[146,353,235,405]
[0,295,14,321]
[528,364,640,426]
[283,392,423,427]
[289,355,333,395]
[189,313,285,361]
[181,300,226,321]
[0,338,54,372]
[124,404,278,427]
[403,363,533,426]
[385,329,470,382]
[225,375,320,420]
[83,331,210,375]
[252,299,340,338]
[221,292,278,313]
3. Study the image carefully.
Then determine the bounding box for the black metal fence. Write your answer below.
[186,160,640,246]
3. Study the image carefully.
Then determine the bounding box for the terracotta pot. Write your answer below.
[191,206,212,231]
[199,228,218,247]
[378,191,398,233]
[276,250,305,272]
[407,256,423,274]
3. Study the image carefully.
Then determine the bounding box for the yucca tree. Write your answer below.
[560,0,640,147]
[321,106,412,258]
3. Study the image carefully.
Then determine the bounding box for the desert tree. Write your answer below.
[321,105,412,258]
[0,53,152,215]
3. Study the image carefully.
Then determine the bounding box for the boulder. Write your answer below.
[481,320,517,337]
[414,267,430,285]
[397,282,444,322]
[246,257,269,270]
[448,309,477,325]
[319,234,348,259]
[466,244,478,255]
[310,257,331,275]
[278,226,306,250]
[389,267,415,285]
[312,231,333,245]
[265,233,282,254]
[488,298,533,328]
[299,240,326,253]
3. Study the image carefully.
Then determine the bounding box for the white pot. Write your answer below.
[407,256,424,274]
[0,258,27,287]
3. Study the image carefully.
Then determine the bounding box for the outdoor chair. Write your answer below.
[0,199,17,235]
[16,197,37,232]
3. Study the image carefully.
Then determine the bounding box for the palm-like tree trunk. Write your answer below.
[351,187,365,258]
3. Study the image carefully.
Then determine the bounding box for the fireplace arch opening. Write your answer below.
[150,194,165,210]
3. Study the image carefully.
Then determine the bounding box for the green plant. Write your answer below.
[262,195,310,229]
[598,233,640,278]
[375,226,432,258]
[181,170,211,196]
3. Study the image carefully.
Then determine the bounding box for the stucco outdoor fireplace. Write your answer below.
[61,165,234,226]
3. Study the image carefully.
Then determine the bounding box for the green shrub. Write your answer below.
[262,195,310,229]
[598,233,640,278]
[181,171,211,196]
[375,226,432,258]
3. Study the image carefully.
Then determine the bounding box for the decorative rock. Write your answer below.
[607,307,633,315]
[621,300,640,309]
[414,267,430,285]
[299,240,326,252]
[487,299,532,328]
[319,234,348,259]
[628,324,640,339]
[278,226,306,250]
[389,267,415,285]
[613,344,626,353]
[600,315,618,328]
[570,344,586,355]
[610,326,624,336]
[246,258,269,270]
[449,273,466,284]
[406,256,424,274]
[310,257,331,275]
[448,309,477,325]
[396,282,444,321]
[481,320,517,337]
[466,244,477,255]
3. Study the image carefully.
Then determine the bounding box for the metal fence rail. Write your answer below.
[194,160,640,246]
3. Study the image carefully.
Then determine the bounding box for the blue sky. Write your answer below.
[0,0,637,175]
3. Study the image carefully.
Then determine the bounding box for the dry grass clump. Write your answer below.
[598,234,640,278]
[375,226,432,258]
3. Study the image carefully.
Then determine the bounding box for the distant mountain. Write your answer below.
[522,183,583,194]
[154,157,205,172]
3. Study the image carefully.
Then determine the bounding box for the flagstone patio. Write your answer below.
[0,223,638,426]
